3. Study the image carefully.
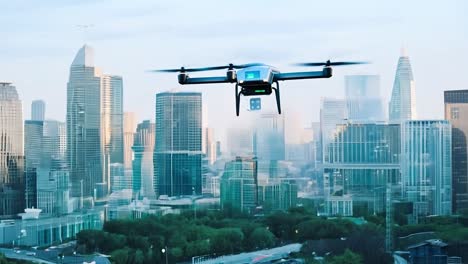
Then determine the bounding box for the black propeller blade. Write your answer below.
[151,63,265,73]
[294,60,369,67]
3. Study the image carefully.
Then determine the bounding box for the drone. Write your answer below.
[153,61,367,116]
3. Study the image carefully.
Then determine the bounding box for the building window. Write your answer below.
[451,107,460,119]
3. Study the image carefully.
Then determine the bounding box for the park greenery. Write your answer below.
[0,254,31,264]
[76,207,392,264]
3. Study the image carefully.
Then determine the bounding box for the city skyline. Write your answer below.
[1,1,467,142]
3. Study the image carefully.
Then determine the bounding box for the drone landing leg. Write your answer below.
[235,84,241,116]
[273,81,281,114]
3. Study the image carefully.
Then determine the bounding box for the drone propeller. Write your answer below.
[151,63,265,73]
[294,60,369,67]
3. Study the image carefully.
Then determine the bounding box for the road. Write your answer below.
[0,248,55,264]
[194,243,302,264]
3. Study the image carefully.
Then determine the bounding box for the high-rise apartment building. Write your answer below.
[132,120,155,198]
[67,45,123,199]
[389,49,417,123]
[444,90,468,212]
[345,75,384,121]
[154,92,202,197]
[0,82,25,217]
[401,120,452,221]
[31,100,45,121]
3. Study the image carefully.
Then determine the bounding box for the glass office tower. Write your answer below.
[445,90,468,212]
[133,120,156,199]
[401,120,452,220]
[324,122,401,214]
[154,92,202,197]
[67,45,123,199]
[0,82,25,217]
[345,75,384,121]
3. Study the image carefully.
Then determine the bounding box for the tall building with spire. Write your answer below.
[389,49,417,123]
[0,82,25,217]
[67,45,123,200]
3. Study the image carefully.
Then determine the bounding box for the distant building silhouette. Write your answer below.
[31,100,45,121]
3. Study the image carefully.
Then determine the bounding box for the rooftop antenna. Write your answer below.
[76,24,94,44]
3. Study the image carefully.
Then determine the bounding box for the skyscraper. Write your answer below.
[123,112,137,170]
[227,128,253,157]
[320,98,347,163]
[444,90,468,212]
[253,113,285,161]
[132,120,155,198]
[106,75,124,165]
[205,128,216,165]
[0,82,25,217]
[220,157,258,213]
[401,120,452,221]
[389,49,417,123]
[37,120,69,216]
[42,120,67,164]
[24,120,43,209]
[154,92,202,197]
[324,122,401,214]
[345,75,384,121]
[67,45,123,199]
[31,100,45,121]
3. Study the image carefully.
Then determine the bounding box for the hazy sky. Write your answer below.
[2,0,467,142]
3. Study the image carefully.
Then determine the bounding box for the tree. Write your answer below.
[111,248,131,264]
[328,249,363,264]
[211,228,244,254]
[248,227,275,250]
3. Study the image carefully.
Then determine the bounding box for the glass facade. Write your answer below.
[31,100,45,121]
[24,120,43,209]
[220,157,258,213]
[0,83,25,217]
[154,92,202,197]
[324,122,401,213]
[320,98,347,163]
[253,113,285,161]
[67,45,123,199]
[132,120,155,198]
[401,120,452,219]
[389,53,417,123]
[444,90,468,212]
[345,75,384,121]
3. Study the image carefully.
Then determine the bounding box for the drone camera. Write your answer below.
[250,98,261,111]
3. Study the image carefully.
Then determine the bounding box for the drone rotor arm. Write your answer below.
[182,76,231,85]
[273,69,332,81]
